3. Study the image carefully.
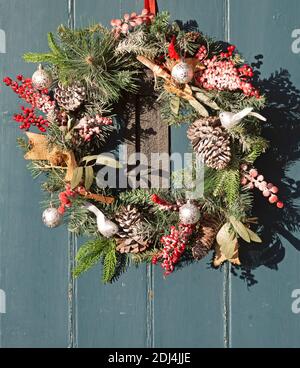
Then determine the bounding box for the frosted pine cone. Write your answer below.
[114,205,149,253]
[54,82,86,111]
[187,117,231,170]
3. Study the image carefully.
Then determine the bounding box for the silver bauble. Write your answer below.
[98,219,119,238]
[179,201,200,225]
[32,64,53,90]
[171,61,194,84]
[42,207,62,228]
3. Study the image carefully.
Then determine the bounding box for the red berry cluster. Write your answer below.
[14,106,48,132]
[240,165,284,208]
[152,225,193,276]
[3,75,54,113]
[196,45,260,98]
[75,115,113,142]
[238,64,254,78]
[220,45,236,59]
[58,184,78,215]
[195,45,207,61]
[3,75,55,132]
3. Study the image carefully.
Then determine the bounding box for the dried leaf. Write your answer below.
[247,228,262,243]
[213,240,240,267]
[216,222,236,259]
[170,96,180,115]
[229,216,251,243]
[188,99,209,117]
[84,166,94,190]
[96,154,122,168]
[194,91,220,110]
[81,155,98,165]
[71,166,83,189]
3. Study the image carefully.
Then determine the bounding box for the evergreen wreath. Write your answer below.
[3,4,284,283]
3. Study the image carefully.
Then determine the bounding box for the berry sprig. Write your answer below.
[75,115,113,142]
[152,224,193,276]
[196,45,260,98]
[14,106,48,132]
[240,165,284,208]
[3,75,55,113]
[195,45,207,61]
[58,184,78,215]
[111,8,154,37]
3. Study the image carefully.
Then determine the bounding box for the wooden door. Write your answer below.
[0,0,300,348]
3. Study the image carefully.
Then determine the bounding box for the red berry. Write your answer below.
[263,189,270,197]
[249,169,258,178]
[276,201,284,209]
[271,186,278,194]
[269,195,278,204]
[257,175,264,182]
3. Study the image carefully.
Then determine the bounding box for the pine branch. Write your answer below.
[73,237,114,278]
[115,30,159,58]
[102,241,117,283]
[24,25,139,104]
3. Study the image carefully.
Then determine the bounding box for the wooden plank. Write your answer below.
[0,0,69,347]
[74,0,149,348]
[153,0,226,348]
[229,0,300,348]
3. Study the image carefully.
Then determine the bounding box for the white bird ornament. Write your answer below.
[84,202,119,238]
[219,107,266,130]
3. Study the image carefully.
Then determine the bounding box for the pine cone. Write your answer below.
[54,82,86,111]
[187,117,231,170]
[116,237,148,254]
[192,215,219,260]
[115,205,149,254]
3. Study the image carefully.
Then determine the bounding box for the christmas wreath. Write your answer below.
[3,3,284,283]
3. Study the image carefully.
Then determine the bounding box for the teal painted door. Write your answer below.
[0,0,300,348]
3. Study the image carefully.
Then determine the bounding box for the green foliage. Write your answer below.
[160,91,198,126]
[149,11,170,37]
[73,237,117,283]
[24,25,139,104]
[115,30,159,58]
[16,137,30,153]
[102,241,117,283]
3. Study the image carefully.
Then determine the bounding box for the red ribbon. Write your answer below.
[144,0,157,14]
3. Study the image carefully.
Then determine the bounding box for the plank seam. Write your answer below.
[67,0,77,349]
[223,0,232,349]
[146,264,155,348]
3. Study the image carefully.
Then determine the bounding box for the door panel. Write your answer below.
[0,0,69,348]
[229,0,300,348]
[0,0,299,348]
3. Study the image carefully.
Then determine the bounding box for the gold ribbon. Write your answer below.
[24,132,77,182]
[137,55,205,104]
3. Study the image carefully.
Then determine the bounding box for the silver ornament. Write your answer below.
[171,61,194,84]
[85,202,119,238]
[179,201,200,225]
[32,64,53,90]
[42,207,62,228]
